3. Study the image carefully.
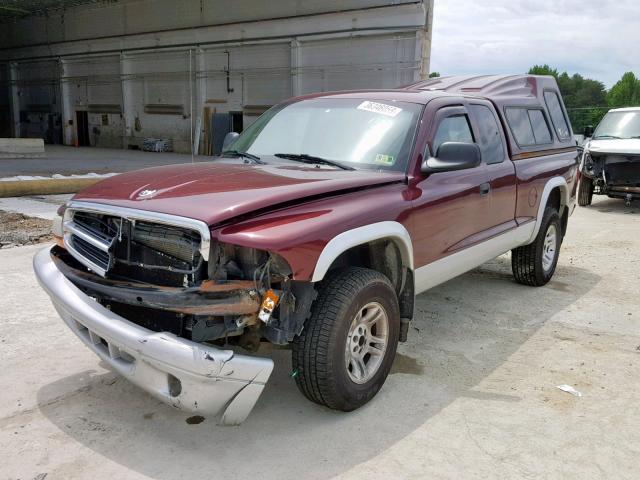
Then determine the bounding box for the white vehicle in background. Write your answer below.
[578,107,640,206]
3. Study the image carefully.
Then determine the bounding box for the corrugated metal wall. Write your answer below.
[0,0,432,152]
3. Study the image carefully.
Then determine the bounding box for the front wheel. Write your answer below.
[577,175,593,206]
[292,267,400,411]
[511,206,562,286]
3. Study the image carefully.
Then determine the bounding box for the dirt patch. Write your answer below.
[391,353,425,376]
[0,211,52,248]
[185,415,205,425]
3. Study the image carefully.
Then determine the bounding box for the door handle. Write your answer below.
[479,182,491,196]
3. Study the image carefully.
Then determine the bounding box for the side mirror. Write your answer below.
[222,131,240,151]
[421,142,481,174]
[583,125,594,138]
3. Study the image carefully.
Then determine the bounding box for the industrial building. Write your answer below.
[0,0,433,154]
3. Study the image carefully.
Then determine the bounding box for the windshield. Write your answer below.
[229,98,422,172]
[593,111,640,139]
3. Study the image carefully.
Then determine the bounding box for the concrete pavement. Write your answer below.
[0,145,210,178]
[0,194,71,220]
[0,196,638,480]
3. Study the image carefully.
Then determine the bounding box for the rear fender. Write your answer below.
[526,176,569,243]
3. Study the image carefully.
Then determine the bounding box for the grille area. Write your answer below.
[72,235,112,271]
[64,209,205,285]
[73,211,118,243]
[132,221,201,263]
[64,212,119,275]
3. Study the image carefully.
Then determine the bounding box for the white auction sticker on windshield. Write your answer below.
[357,101,402,117]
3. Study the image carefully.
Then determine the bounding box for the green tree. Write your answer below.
[429,72,441,78]
[527,66,608,132]
[528,64,559,78]
[607,72,640,108]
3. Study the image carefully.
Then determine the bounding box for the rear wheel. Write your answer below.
[578,175,594,206]
[512,206,562,286]
[292,267,399,411]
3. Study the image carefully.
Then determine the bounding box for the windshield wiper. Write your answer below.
[593,135,622,139]
[221,150,265,164]
[274,153,354,171]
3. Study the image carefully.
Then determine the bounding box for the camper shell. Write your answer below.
[404,74,576,158]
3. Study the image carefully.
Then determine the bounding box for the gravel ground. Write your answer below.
[0,211,52,248]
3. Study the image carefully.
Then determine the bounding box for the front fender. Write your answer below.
[212,183,413,281]
[310,221,413,282]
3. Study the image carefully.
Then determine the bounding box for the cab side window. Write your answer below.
[432,115,474,155]
[469,104,505,164]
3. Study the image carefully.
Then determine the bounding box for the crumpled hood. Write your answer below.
[586,138,640,155]
[72,162,405,226]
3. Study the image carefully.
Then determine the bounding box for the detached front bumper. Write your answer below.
[33,246,274,425]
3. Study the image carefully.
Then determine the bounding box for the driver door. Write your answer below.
[409,105,493,278]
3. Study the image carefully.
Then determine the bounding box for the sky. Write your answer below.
[429,0,640,88]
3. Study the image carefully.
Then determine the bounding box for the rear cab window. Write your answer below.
[544,91,571,141]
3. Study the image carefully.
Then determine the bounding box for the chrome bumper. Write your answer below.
[33,246,273,425]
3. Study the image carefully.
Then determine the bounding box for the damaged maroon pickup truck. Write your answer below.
[34,75,578,424]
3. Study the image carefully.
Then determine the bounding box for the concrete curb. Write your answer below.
[0,177,104,197]
[0,153,47,159]
[0,138,45,156]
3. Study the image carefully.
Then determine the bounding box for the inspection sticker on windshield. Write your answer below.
[374,154,395,166]
[357,101,402,117]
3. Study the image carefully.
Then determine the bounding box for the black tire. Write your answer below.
[512,206,562,287]
[292,267,400,411]
[577,175,593,206]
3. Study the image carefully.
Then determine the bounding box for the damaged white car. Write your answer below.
[578,107,640,206]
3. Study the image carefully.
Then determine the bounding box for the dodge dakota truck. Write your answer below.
[578,107,640,207]
[34,75,578,424]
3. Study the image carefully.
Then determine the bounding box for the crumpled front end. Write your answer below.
[53,201,315,348]
[582,150,640,202]
[34,246,273,425]
[36,200,317,424]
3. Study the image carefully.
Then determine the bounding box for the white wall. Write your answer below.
[297,34,419,93]
[62,55,123,147]
[0,0,424,50]
[0,0,432,151]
